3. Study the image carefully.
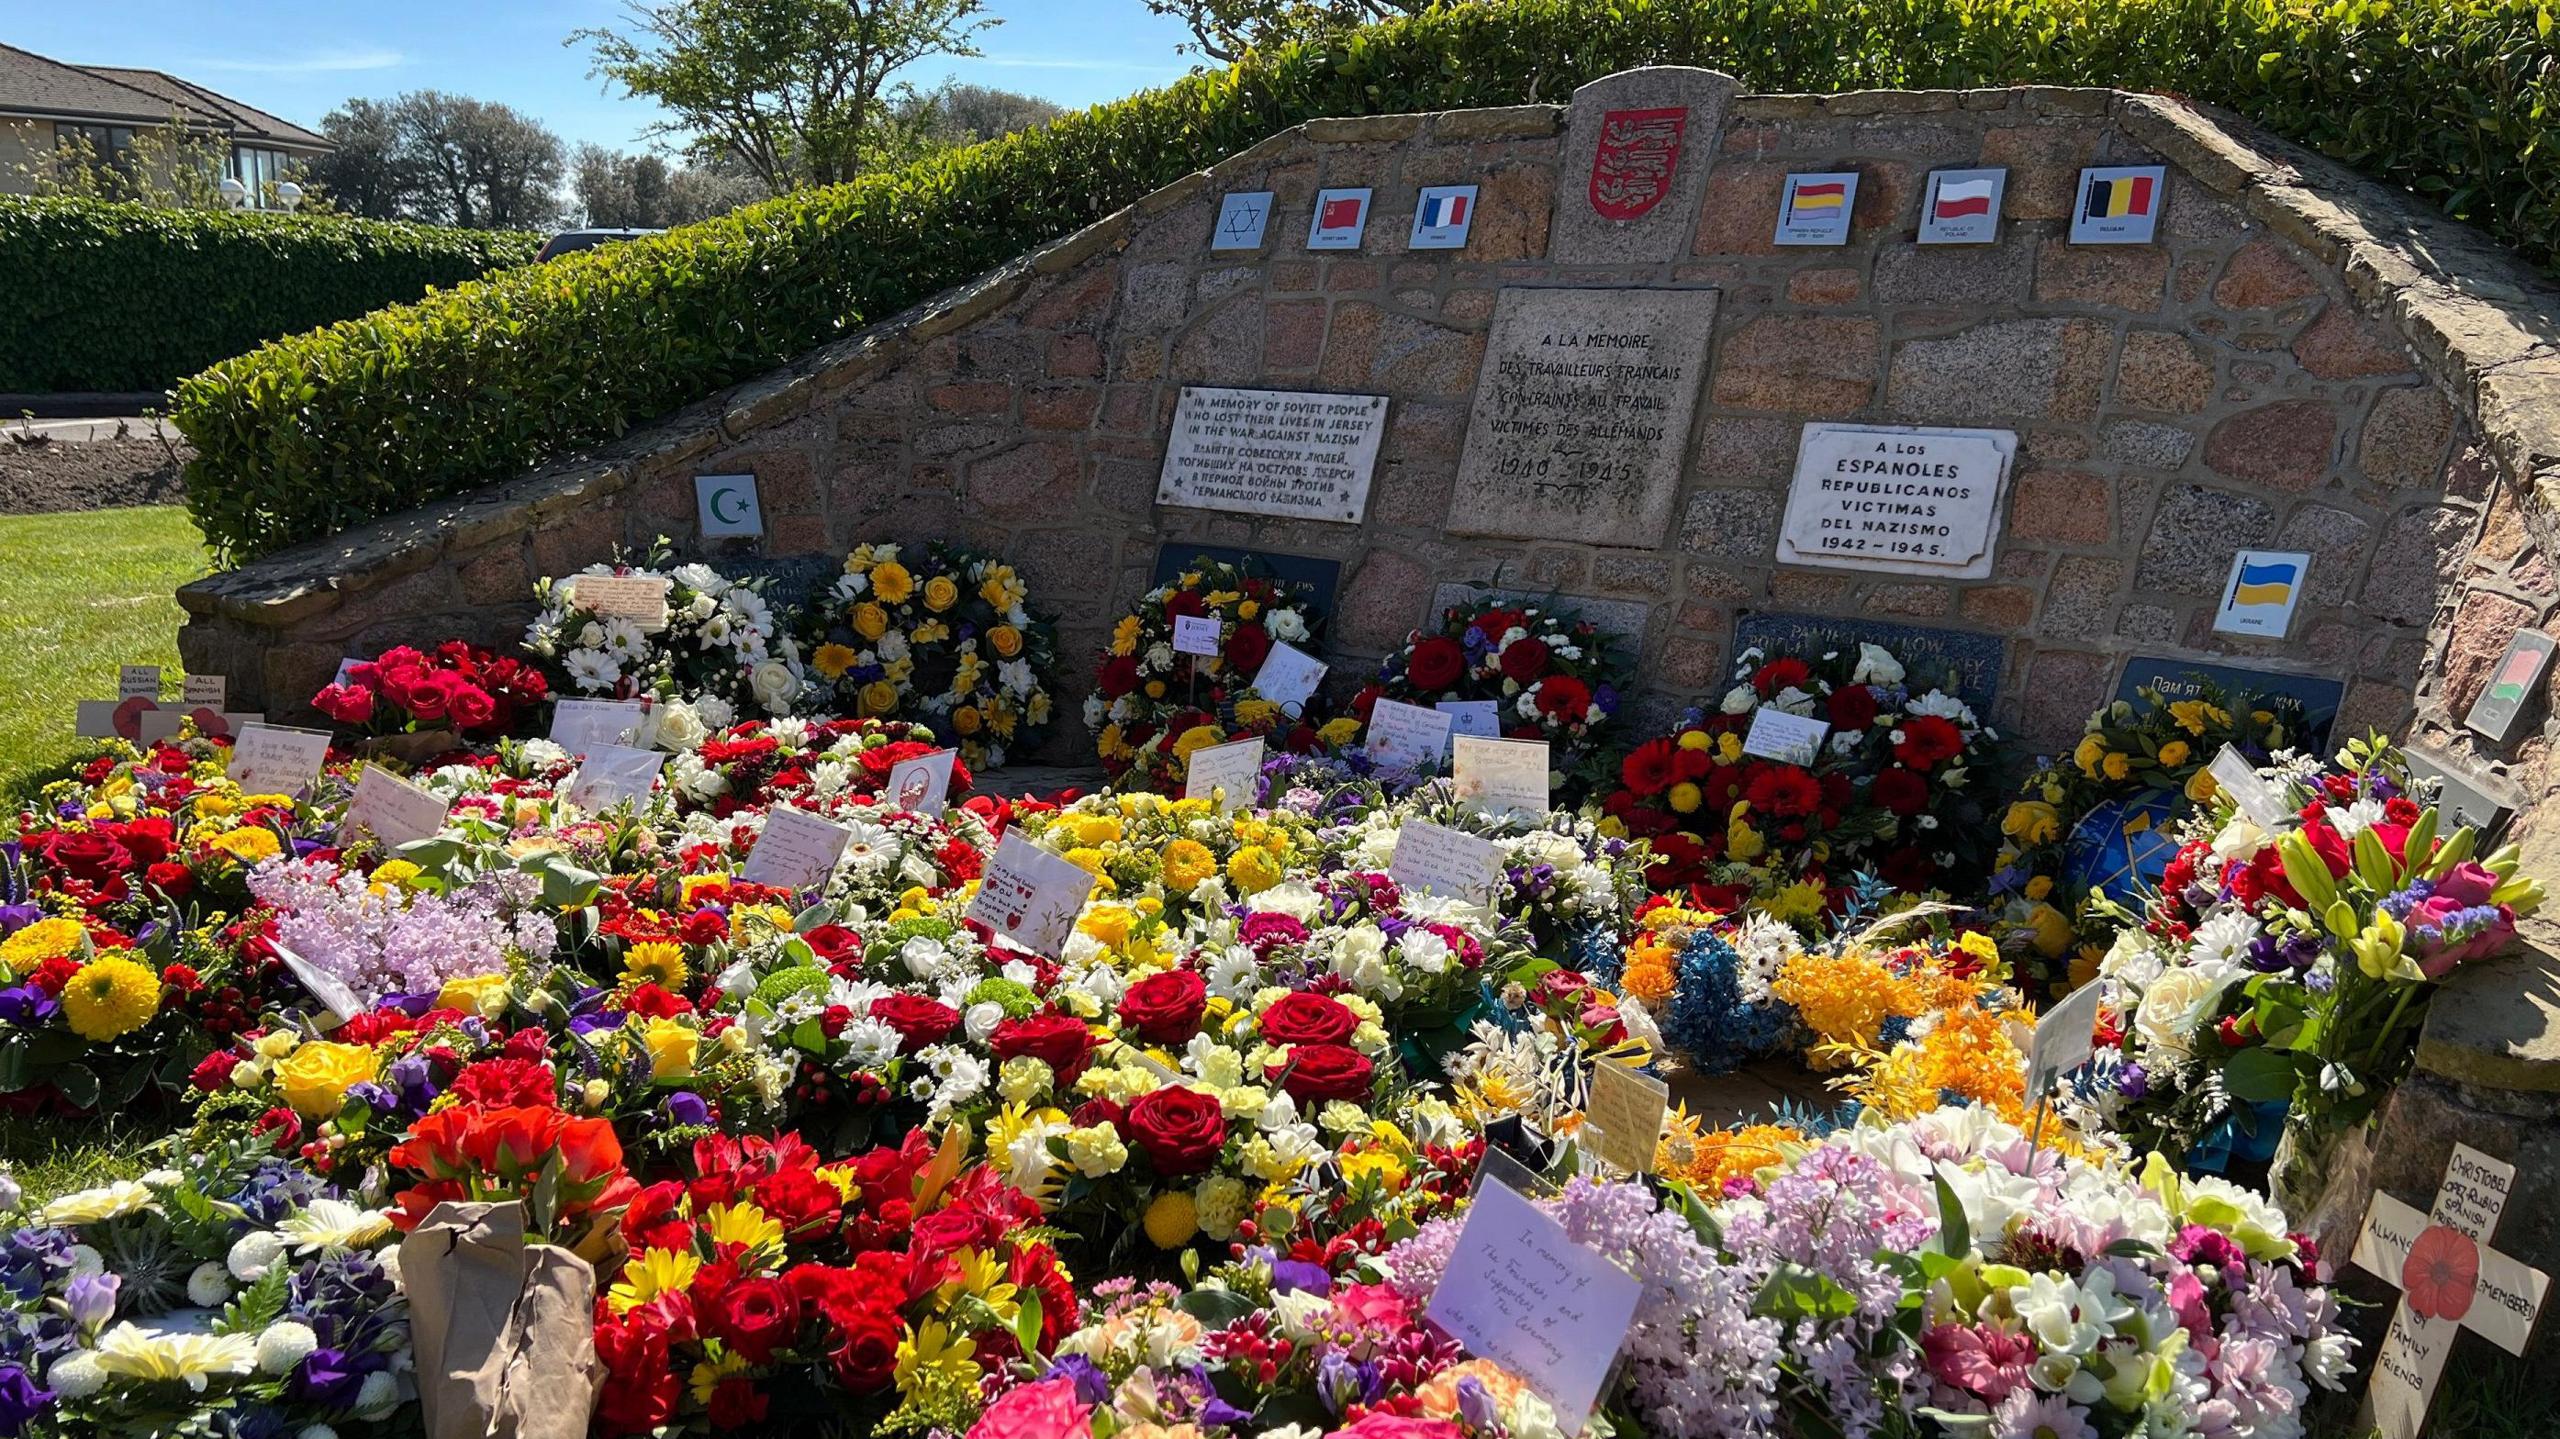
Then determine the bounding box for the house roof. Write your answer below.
[0,42,331,152]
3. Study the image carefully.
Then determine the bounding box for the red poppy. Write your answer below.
[2402,1224,2480,1323]
[1406,636,1466,691]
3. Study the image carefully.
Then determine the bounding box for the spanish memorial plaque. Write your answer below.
[1777,422,2016,579]
[1451,286,1721,548]
[1156,386,1389,524]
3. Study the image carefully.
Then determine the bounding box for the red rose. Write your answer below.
[1534,674,1591,721]
[115,817,173,867]
[1124,1085,1229,1176]
[43,831,130,886]
[910,1205,992,1259]
[1224,622,1273,677]
[1826,684,1880,731]
[1498,636,1552,683]
[1117,969,1208,1045]
[396,669,453,721]
[1258,991,1357,1046]
[1893,715,1967,769]
[446,684,498,733]
[1870,767,1930,817]
[312,683,376,726]
[703,1276,796,1363]
[867,995,960,1054]
[553,1115,626,1185]
[593,1315,680,1435]
[989,1011,1098,1084]
[190,1049,241,1092]
[144,860,194,899]
[752,1166,846,1238]
[1165,589,1208,621]
[828,1302,904,1392]
[706,1377,769,1430]
[1098,655,1141,698]
[1405,636,1466,692]
[1879,845,1939,893]
[1271,1042,1375,1103]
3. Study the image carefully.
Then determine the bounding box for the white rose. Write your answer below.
[1719,685,1756,715]
[2132,964,2238,1059]
[1852,643,1905,686]
[749,659,799,715]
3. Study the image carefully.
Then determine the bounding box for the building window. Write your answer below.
[228,147,290,206]
[54,122,137,174]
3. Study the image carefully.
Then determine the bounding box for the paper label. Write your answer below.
[2025,981,2106,1101]
[344,766,453,849]
[227,724,333,796]
[565,574,674,633]
[75,700,121,738]
[2351,1144,2550,1439]
[2208,744,2289,829]
[1250,641,1328,713]
[964,833,1098,961]
[1437,699,1503,745]
[1388,820,1503,905]
[1452,736,1550,821]
[273,943,366,1027]
[886,748,959,818]
[550,699,648,754]
[182,674,227,707]
[740,806,857,892]
[1364,698,1454,775]
[1184,736,1266,815]
[118,664,162,699]
[1171,614,1223,658]
[1584,1058,1669,1175]
[1424,1176,1644,1434]
[564,743,667,814]
[1742,707,1831,766]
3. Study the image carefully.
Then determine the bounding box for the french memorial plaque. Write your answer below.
[1451,286,1721,548]
[1156,386,1388,524]
[1778,422,2016,579]
[1550,66,1739,265]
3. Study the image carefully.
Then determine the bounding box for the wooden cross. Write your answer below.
[2349,1142,2551,1438]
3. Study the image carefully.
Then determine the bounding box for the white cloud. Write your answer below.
[191,48,404,76]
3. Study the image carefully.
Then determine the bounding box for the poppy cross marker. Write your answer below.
[2349,1142,2550,1438]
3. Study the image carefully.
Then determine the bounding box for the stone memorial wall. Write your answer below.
[178,70,2558,792]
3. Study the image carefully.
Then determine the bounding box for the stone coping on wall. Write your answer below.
[177,82,2560,636]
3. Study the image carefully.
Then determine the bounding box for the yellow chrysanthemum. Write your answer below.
[2156,740,2192,769]
[1666,781,1702,815]
[1142,1190,1199,1249]
[870,562,915,605]
[1079,904,1136,950]
[1162,839,1215,892]
[1226,847,1283,895]
[59,954,161,1042]
[368,859,423,888]
[207,828,282,864]
[607,1248,702,1315]
[1233,698,1278,727]
[0,917,91,976]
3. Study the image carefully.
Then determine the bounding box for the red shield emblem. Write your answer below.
[1589,106,1688,221]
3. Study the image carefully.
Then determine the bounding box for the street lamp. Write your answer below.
[217,176,248,209]
[275,181,303,210]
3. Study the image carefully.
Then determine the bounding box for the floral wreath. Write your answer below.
[1354,593,1630,769]
[523,542,804,727]
[1085,556,1331,791]
[804,542,1060,770]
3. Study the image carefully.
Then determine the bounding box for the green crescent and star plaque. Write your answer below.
[694,473,763,539]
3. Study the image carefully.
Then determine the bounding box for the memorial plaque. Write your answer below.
[2404,744,2524,843]
[1733,613,2003,712]
[1778,423,2016,579]
[1550,66,1738,265]
[2112,657,2343,754]
[1150,546,1341,622]
[1428,584,1651,649]
[1156,386,1388,524]
[1451,286,1720,548]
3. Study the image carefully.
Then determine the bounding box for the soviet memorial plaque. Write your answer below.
[1157,386,1387,524]
[1450,286,1720,549]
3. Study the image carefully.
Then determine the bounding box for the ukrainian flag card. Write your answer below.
[2213,548,2312,638]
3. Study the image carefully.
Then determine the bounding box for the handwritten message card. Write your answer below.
[1172,614,1223,658]
[1437,699,1503,744]
[1184,735,1265,814]
[551,698,649,754]
[965,833,1098,960]
[887,748,959,817]
[1365,698,1453,775]
[1389,820,1503,905]
[344,766,453,849]
[119,665,162,700]
[1251,641,1328,714]
[1584,1058,1669,1175]
[565,743,667,814]
[2026,980,2105,1102]
[1426,1177,1643,1434]
[1742,708,1831,766]
[182,674,227,707]
[740,806,856,892]
[227,724,334,796]
[566,574,674,632]
[1453,736,1550,821]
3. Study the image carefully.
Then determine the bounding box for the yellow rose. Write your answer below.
[436,973,512,1013]
[2185,768,2220,804]
[922,575,960,612]
[1317,717,1361,749]
[988,625,1023,658]
[2156,740,2191,769]
[2002,800,2060,846]
[2025,901,2076,959]
[1080,905,1136,949]
[871,563,914,605]
[2072,734,2108,779]
[851,603,890,641]
[642,1018,699,1080]
[1676,730,1711,752]
[813,643,859,681]
[859,680,901,716]
[276,1041,379,1119]
[953,706,983,735]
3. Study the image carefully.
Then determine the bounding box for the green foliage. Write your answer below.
[0,195,538,392]
[176,0,2560,563]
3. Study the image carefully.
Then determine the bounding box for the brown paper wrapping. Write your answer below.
[399,1200,603,1439]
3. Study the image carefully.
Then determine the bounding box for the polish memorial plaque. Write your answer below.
[1156,386,1388,524]
[1777,422,2017,579]
[1452,286,1721,548]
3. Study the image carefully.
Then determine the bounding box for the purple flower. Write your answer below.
[61,1273,116,1335]
[1455,1375,1501,1430]
[294,1346,368,1407]
[1047,1353,1110,1406]
[663,1092,710,1128]
[0,1365,50,1436]
[1271,1258,1331,1296]
[2116,1062,2150,1100]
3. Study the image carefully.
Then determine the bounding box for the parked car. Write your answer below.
[534,227,664,262]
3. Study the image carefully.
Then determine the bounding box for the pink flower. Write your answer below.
[1922,1322,2037,1402]
[1331,1282,1415,1334]
[1330,1417,1463,1439]
[2165,1270,2212,1345]
[2434,861,2500,907]
[967,1378,1091,1439]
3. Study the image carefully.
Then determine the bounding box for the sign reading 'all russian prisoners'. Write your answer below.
[1451,286,1721,548]
[1778,422,2017,579]
[1156,386,1388,524]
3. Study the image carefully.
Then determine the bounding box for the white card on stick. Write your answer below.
[1584,1058,1669,1175]
[1425,1176,1643,1435]
[2208,744,2289,829]
[564,743,667,814]
[1250,641,1327,713]
[1453,736,1550,821]
[227,724,333,796]
[344,766,453,849]
[182,674,227,707]
[886,748,959,817]
[1171,614,1223,658]
[119,664,162,700]
[740,806,856,892]
[1436,699,1502,744]
[2026,980,2106,1102]
[965,833,1098,961]
[1184,736,1265,814]
[1388,820,1503,905]
[550,699,648,754]
[1742,707,1831,766]
[1364,698,1453,775]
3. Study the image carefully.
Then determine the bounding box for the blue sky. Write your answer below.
[10,1,1198,152]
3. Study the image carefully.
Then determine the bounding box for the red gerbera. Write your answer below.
[1534,674,1591,721]
[1753,657,1812,696]
[1893,715,1967,769]
[1870,767,1931,817]
[1744,765,1823,818]
[1620,738,1678,797]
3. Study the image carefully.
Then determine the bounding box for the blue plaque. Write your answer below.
[1150,545,1342,623]
[2111,656,2341,753]
[1730,612,2003,712]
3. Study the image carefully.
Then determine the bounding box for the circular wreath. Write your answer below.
[1085,556,1331,791]
[523,545,803,726]
[1354,595,1630,768]
[1599,641,2005,919]
[804,542,1060,770]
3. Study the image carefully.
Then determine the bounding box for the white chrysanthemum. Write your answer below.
[838,1018,903,1071]
[355,1369,400,1416]
[256,1320,320,1376]
[227,1230,285,1283]
[186,1261,233,1308]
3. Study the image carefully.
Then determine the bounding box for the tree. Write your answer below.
[307,98,414,219]
[1144,0,1429,63]
[571,143,768,228]
[573,0,995,193]
[306,91,564,229]
[895,82,1063,147]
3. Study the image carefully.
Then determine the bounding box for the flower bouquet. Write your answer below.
[524,546,807,723]
[1354,595,1630,773]
[805,541,1061,769]
[310,640,551,755]
[1086,557,1329,791]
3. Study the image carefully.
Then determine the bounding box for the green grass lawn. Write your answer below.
[0,505,209,799]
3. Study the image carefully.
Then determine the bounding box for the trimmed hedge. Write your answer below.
[0,197,537,394]
[174,0,2560,562]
